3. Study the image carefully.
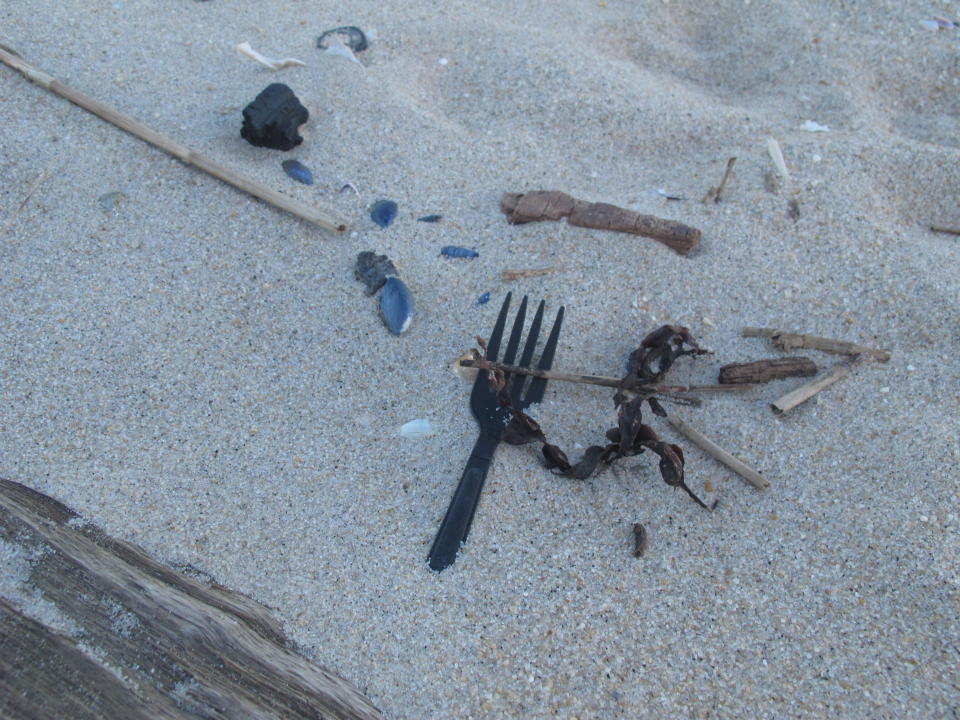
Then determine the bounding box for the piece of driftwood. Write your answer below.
[631,523,648,557]
[702,156,736,203]
[742,327,891,362]
[719,357,817,384]
[0,44,347,233]
[665,415,769,490]
[500,190,700,255]
[0,477,382,720]
[770,360,856,414]
[930,224,960,236]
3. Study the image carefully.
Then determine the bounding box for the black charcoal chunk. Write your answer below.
[240,83,309,151]
[355,251,398,296]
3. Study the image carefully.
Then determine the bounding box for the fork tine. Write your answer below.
[484,292,512,362]
[509,299,545,400]
[523,306,564,405]
[500,295,528,365]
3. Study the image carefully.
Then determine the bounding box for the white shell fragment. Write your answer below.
[801,120,831,133]
[236,42,306,71]
[400,419,436,439]
[766,137,790,181]
[322,38,361,65]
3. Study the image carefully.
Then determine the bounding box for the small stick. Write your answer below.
[719,357,817,384]
[930,225,960,236]
[458,357,755,395]
[702,156,736,203]
[666,415,769,490]
[0,45,348,233]
[770,359,857,415]
[501,267,558,281]
[743,327,890,362]
[0,166,50,238]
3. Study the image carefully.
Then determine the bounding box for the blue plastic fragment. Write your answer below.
[417,214,442,223]
[370,199,398,229]
[281,159,314,185]
[477,292,491,305]
[380,276,414,335]
[440,245,479,259]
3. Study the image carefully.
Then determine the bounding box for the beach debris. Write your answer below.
[317,26,368,52]
[0,166,50,238]
[355,251,398,295]
[801,120,830,133]
[470,325,712,507]
[400,418,436,438]
[440,245,479,259]
[417,214,442,223]
[702,156,737,203]
[235,42,306,71]
[770,358,859,415]
[742,327,891,362]
[380,276,414,335]
[500,190,701,255]
[240,83,309,151]
[0,46,346,233]
[340,182,361,197]
[97,190,126,212]
[719,357,817,384]
[370,199,398,228]
[281,159,313,185]
[930,224,960,236]
[477,292,491,305]
[632,523,649,557]
[919,16,958,31]
[321,37,362,65]
[766,138,790,181]
[787,197,800,221]
[665,415,769,490]
[501,267,557,281]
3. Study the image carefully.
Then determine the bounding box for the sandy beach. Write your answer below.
[2,1,958,717]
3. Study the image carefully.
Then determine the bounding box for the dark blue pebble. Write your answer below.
[370,199,398,229]
[380,276,414,335]
[281,159,314,185]
[477,292,491,305]
[417,214,442,223]
[440,245,479,259]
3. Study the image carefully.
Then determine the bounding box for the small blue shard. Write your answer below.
[370,199,398,229]
[380,276,414,334]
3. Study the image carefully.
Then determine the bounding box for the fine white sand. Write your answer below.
[2,1,958,717]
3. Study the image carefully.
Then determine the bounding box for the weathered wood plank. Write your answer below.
[0,477,383,720]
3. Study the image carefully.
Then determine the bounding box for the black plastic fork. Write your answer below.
[428,293,564,571]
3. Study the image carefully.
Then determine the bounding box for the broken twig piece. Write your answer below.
[703,157,736,203]
[743,327,890,362]
[666,415,769,490]
[770,359,857,414]
[930,225,960,236]
[501,267,558,281]
[719,357,817,384]
[500,190,701,255]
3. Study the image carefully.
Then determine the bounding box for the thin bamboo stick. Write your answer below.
[665,415,769,490]
[0,45,348,233]
[770,360,856,414]
[930,225,960,236]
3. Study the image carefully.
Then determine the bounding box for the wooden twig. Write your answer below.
[458,357,755,395]
[665,415,769,490]
[0,166,50,238]
[743,326,890,362]
[930,224,960,236]
[719,357,817,384]
[501,190,701,255]
[0,45,348,233]
[770,358,858,414]
[501,267,558,281]
[702,156,736,203]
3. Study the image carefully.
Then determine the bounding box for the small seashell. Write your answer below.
[440,245,479,259]
[355,251,398,295]
[317,26,368,52]
[235,42,306,71]
[417,214,442,223]
[370,199,398,228]
[801,120,830,133]
[477,292,491,305]
[380,276,414,334]
[282,159,313,185]
[400,418,436,439]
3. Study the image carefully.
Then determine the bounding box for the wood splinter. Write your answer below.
[770,358,858,414]
[719,357,817,384]
[501,190,701,255]
[743,327,890,362]
[666,415,769,490]
[702,156,736,203]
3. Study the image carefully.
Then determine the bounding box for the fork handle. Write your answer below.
[427,432,501,571]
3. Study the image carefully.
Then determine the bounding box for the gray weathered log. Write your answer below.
[718,357,817,384]
[0,477,383,720]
